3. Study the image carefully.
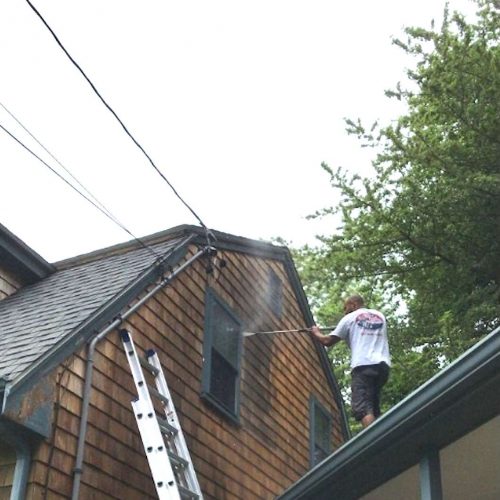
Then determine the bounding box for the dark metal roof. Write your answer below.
[277,326,500,500]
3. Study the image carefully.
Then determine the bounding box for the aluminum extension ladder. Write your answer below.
[120,329,203,500]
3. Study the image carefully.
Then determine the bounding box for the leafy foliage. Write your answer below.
[294,0,500,426]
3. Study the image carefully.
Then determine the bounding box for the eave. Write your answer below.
[0,223,55,283]
[278,326,500,500]
[3,235,192,409]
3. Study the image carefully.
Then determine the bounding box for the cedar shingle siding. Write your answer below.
[0,440,16,500]
[0,227,347,499]
[0,266,23,301]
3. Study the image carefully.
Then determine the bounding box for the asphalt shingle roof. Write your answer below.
[0,237,184,384]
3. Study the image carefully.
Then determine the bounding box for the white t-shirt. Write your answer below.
[329,308,391,369]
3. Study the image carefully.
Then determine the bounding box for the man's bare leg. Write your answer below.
[361,413,376,428]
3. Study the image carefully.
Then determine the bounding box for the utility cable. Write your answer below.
[0,121,161,259]
[0,101,129,235]
[25,0,212,244]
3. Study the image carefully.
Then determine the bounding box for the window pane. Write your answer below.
[202,288,243,422]
[310,398,332,467]
[212,301,240,365]
[313,446,329,465]
[210,348,237,411]
[315,408,330,452]
[268,270,283,318]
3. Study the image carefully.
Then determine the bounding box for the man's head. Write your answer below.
[343,295,364,315]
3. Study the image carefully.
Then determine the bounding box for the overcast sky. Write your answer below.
[1,0,477,262]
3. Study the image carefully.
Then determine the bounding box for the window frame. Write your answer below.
[268,268,283,319]
[201,287,243,424]
[309,395,333,467]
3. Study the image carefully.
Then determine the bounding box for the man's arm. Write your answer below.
[310,326,342,347]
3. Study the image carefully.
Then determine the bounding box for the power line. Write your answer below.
[0,121,161,259]
[25,0,211,239]
[0,101,126,232]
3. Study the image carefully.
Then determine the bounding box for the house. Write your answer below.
[278,324,500,499]
[0,223,349,499]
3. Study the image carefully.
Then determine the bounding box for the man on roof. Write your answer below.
[311,295,391,428]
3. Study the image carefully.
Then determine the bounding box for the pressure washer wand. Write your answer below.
[243,326,335,337]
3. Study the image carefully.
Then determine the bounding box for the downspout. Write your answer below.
[71,245,214,500]
[10,438,30,500]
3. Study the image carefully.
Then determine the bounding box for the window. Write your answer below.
[310,396,332,467]
[202,288,243,422]
[267,269,283,318]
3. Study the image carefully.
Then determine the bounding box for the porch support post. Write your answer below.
[420,449,443,500]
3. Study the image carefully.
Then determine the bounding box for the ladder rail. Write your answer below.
[147,350,203,497]
[131,399,181,500]
[121,330,202,500]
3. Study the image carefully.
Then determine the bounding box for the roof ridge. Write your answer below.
[54,225,194,270]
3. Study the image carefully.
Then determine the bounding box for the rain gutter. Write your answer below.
[71,243,215,500]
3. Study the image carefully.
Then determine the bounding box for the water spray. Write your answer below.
[243,326,336,337]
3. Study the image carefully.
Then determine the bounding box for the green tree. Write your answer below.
[295,0,500,422]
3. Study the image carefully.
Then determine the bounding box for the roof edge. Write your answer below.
[278,325,500,499]
[6,235,192,399]
[55,225,288,269]
[281,247,351,441]
[0,223,55,281]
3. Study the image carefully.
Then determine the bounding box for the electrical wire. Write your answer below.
[0,121,161,259]
[1,101,130,236]
[25,0,211,239]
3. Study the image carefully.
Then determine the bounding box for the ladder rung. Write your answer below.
[168,451,189,469]
[158,416,178,436]
[139,356,160,376]
[178,484,199,500]
[148,384,170,405]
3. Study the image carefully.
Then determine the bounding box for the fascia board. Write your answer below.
[0,225,55,281]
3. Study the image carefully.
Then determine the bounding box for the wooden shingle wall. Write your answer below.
[25,244,344,499]
[0,266,23,301]
[0,440,16,500]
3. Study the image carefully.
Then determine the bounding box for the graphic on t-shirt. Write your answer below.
[355,312,384,334]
